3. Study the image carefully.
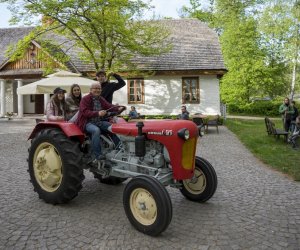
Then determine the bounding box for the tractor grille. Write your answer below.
[181,137,196,170]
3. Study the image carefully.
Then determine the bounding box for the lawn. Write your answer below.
[225,118,300,181]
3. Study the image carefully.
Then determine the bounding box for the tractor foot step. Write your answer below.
[89,160,110,177]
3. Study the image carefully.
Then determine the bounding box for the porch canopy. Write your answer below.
[17,70,96,94]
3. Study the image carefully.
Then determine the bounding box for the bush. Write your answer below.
[144,115,177,120]
[120,114,224,125]
[227,100,285,117]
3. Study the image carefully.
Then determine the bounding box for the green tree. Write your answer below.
[258,0,300,99]
[181,0,290,104]
[289,0,300,99]
[2,0,171,73]
[179,0,215,27]
[220,18,269,103]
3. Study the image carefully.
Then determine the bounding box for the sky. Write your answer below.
[0,0,191,28]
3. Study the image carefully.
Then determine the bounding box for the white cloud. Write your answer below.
[149,0,190,18]
[0,3,15,28]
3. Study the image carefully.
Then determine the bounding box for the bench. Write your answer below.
[264,117,288,142]
[205,115,219,134]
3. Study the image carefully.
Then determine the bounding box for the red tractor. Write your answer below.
[27,110,217,236]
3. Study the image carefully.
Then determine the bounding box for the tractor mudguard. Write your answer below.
[28,121,85,143]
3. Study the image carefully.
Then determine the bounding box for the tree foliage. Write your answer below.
[179,0,215,26]
[181,0,300,104]
[2,0,172,73]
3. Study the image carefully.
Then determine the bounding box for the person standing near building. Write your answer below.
[96,70,126,104]
[279,97,294,132]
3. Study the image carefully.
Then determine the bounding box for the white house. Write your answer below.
[0,19,226,117]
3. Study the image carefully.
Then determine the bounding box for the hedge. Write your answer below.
[226,100,287,117]
[121,114,224,125]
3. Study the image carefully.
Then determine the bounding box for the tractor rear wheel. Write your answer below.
[28,128,84,204]
[180,156,217,202]
[123,175,172,236]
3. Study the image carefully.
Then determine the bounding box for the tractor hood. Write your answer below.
[112,119,198,138]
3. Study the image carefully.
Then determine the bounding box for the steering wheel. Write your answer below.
[104,105,126,119]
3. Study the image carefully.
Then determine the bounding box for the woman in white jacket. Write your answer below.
[45,87,67,121]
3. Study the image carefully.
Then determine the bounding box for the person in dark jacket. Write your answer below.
[290,100,299,132]
[96,70,125,104]
[178,105,190,120]
[279,97,294,132]
[75,82,124,164]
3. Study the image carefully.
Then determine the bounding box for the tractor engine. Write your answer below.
[105,135,170,176]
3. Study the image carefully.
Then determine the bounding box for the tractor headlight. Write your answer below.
[178,128,190,140]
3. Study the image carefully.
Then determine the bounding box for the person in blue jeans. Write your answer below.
[75,82,124,164]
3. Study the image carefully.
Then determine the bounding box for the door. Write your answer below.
[35,94,44,114]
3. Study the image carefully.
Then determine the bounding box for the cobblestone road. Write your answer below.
[0,119,299,250]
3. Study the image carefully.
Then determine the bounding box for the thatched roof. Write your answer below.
[0,27,35,68]
[133,19,225,71]
[0,19,226,75]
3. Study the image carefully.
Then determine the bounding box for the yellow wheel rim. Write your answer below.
[129,188,157,226]
[183,167,206,194]
[33,142,63,192]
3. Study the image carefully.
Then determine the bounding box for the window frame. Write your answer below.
[182,77,200,104]
[127,78,145,104]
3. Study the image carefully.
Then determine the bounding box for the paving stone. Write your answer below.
[0,119,299,249]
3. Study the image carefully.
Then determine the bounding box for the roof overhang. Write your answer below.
[0,69,44,79]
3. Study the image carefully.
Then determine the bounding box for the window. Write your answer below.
[127,79,144,104]
[182,77,200,104]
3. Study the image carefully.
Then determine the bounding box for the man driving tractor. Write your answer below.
[75,82,124,166]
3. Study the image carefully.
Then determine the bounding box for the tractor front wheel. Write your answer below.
[28,128,84,204]
[180,156,217,202]
[123,175,172,236]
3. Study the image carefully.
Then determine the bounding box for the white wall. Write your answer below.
[113,74,220,116]
[20,79,40,114]
[24,95,35,113]
[198,75,220,115]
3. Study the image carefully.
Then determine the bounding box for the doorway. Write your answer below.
[35,94,44,114]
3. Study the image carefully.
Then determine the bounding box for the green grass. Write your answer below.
[225,119,300,181]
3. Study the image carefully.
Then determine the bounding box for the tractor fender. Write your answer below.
[28,121,85,143]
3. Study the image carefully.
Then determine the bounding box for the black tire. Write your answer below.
[93,173,127,185]
[28,128,84,204]
[123,175,172,236]
[180,156,217,202]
